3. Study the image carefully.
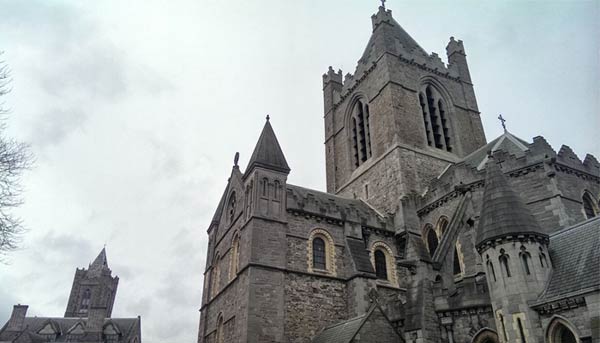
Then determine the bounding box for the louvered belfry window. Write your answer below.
[351,100,372,168]
[420,85,452,152]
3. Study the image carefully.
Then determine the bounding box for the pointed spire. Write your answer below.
[476,154,545,250]
[245,116,290,175]
[89,247,109,274]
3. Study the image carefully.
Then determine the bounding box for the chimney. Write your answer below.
[6,304,28,331]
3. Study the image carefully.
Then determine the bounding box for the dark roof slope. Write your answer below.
[462,131,529,170]
[536,217,600,304]
[476,155,545,249]
[246,118,290,174]
[0,317,140,343]
[312,313,367,343]
[346,238,376,275]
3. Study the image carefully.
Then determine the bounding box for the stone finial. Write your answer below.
[234,152,240,167]
[371,5,393,30]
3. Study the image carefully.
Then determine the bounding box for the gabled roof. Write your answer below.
[462,131,530,170]
[245,117,290,175]
[312,313,368,343]
[476,154,545,249]
[535,217,600,305]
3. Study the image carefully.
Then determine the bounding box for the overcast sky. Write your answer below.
[0,1,598,342]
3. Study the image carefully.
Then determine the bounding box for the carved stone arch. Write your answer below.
[370,241,398,286]
[436,216,450,237]
[422,223,438,257]
[471,328,500,343]
[546,315,582,343]
[418,77,457,153]
[229,231,241,279]
[307,229,336,275]
[344,92,372,168]
[581,190,598,219]
[215,313,225,343]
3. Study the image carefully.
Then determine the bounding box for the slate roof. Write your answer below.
[346,238,375,275]
[0,317,140,343]
[476,155,546,249]
[311,313,368,343]
[535,217,600,304]
[246,118,290,174]
[286,184,386,229]
[88,248,109,275]
[462,131,529,170]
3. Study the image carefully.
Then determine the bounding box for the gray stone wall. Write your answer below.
[284,273,347,343]
[355,307,402,343]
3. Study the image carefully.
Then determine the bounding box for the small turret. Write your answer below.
[446,37,472,84]
[477,153,551,343]
[322,66,342,116]
[243,116,290,222]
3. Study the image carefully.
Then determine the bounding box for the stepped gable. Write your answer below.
[475,153,547,250]
[534,217,600,305]
[286,184,386,230]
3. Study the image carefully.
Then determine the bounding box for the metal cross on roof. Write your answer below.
[380,0,386,9]
[498,114,507,132]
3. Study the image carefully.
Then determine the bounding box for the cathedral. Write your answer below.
[0,249,141,342]
[197,4,600,343]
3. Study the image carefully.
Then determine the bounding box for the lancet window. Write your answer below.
[350,99,372,167]
[419,85,452,152]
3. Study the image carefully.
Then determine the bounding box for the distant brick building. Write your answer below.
[0,249,141,343]
[197,5,600,343]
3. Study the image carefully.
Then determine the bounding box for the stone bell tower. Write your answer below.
[323,5,486,213]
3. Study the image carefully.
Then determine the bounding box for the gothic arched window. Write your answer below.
[312,237,326,270]
[419,85,452,152]
[499,249,511,278]
[520,247,531,275]
[374,250,388,280]
[228,192,237,224]
[517,318,527,343]
[80,289,91,313]
[582,192,597,219]
[486,255,497,282]
[453,247,462,276]
[211,253,221,298]
[424,225,439,257]
[350,99,372,168]
[273,180,280,199]
[261,178,268,197]
[229,233,240,279]
[216,314,224,343]
[539,247,549,268]
[547,318,579,343]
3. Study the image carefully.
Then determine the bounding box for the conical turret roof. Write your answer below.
[245,117,290,175]
[476,155,545,249]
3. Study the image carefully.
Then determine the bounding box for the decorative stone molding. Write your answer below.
[370,241,399,287]
[307,229,337,276]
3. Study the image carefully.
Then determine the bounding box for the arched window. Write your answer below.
[520,247,531,275]
[273,180,280,199]
[211,253,221,298]
[350,99,372,167]
[517,318,527,343]
[229,233,240,279]
[582,192,597,219]
[216,314,224,343]
[472,329,500,343]
[425,225,439,257]
[262,178,269,196]
[312,237,326,270]
[436,217,449,237]
[547,318,579,343]
[453,247,462,275]
[486,255,497,282]
[80,289,91,313]
[374,250,388,280]
[497,311,508,342]
[227,192,237,223]
[499,249,511,278]
[419,85,452,152]
[539,247,549,268]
